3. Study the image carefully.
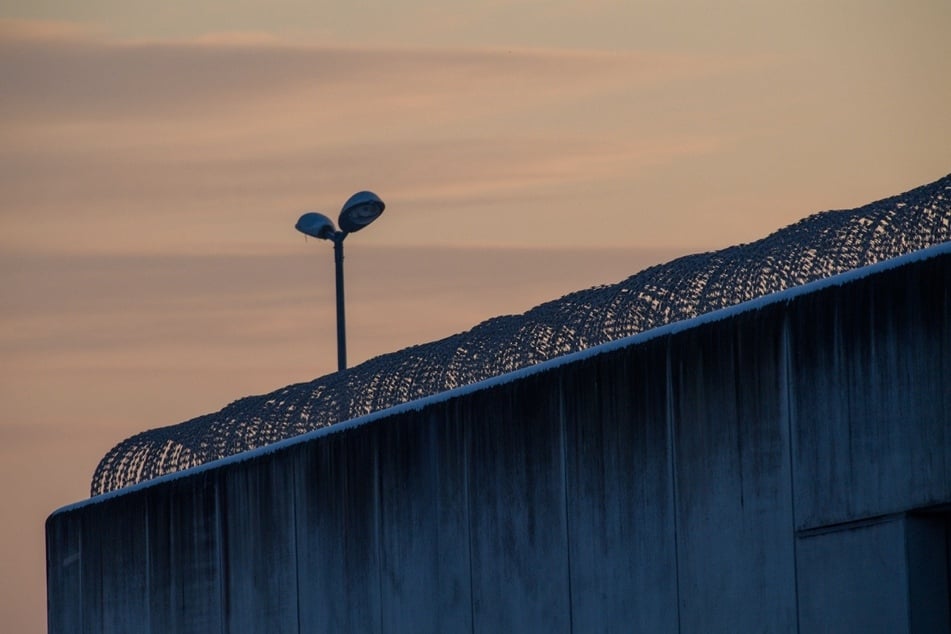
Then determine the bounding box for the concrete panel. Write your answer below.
[294,428,383,633]
[45,511,82,634]
[797,518,909,633]
[76,505,104,632]
[375,406,473,632]
[562,343,679,632]
[465,376,572,633]
[670,307,798,632]
[145,476,225,633]
[99,497,151,633]
[220,458,298,632]
[791,256,951,529]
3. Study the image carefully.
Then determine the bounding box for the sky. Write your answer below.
[1,1,949,631]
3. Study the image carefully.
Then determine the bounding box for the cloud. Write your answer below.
[0,19,731,124]
[1,19,742,256]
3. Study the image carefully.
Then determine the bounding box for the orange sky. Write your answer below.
[2,2,950,631]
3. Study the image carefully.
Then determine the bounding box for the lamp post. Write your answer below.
[295,191,385,372]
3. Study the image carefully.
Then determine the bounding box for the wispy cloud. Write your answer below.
[1,19,745,255]
[0,19,732,123]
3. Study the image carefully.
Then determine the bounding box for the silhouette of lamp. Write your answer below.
[295,191,385,372]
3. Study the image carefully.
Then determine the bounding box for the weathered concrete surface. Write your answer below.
[797,515,951,633]
[47,246,951,633]
[562,342,678,632]
[670,308,798,631]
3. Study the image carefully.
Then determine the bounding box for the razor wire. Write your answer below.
[91,174,951,495]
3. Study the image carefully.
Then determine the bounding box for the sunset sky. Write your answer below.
[2,1,950,630]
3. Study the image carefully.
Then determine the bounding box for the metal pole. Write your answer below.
[333,232,347,371]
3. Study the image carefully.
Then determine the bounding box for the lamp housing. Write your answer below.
[338,191,385,234]
[295,212,337,240]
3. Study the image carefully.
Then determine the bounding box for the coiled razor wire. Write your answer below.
[92,174,951,495]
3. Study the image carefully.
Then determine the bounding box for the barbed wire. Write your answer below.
[91,174,951,495]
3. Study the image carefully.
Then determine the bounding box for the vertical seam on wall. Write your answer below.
[215,482,227,634]
[292,460,302,634]
[559,378,575,632]
[838,301,856,503]
[100,517,105,632]
[144,503,151,634]
[734,333,746,510]
[783,314,802,634]
[464,405,477,634]
[666,340,683,634]
[78,518,84,633]
[375,441,384,634]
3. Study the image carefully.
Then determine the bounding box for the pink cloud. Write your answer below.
[1,19,744,257]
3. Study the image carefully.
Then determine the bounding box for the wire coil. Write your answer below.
[91,175,951,495]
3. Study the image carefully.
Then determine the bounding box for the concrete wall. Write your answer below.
[46,248,951,633]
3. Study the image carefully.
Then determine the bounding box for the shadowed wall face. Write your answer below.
[47,249,951,633]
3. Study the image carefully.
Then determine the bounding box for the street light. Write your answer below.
[295,191,385,372]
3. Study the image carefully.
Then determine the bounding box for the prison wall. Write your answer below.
[47,246,951,633]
